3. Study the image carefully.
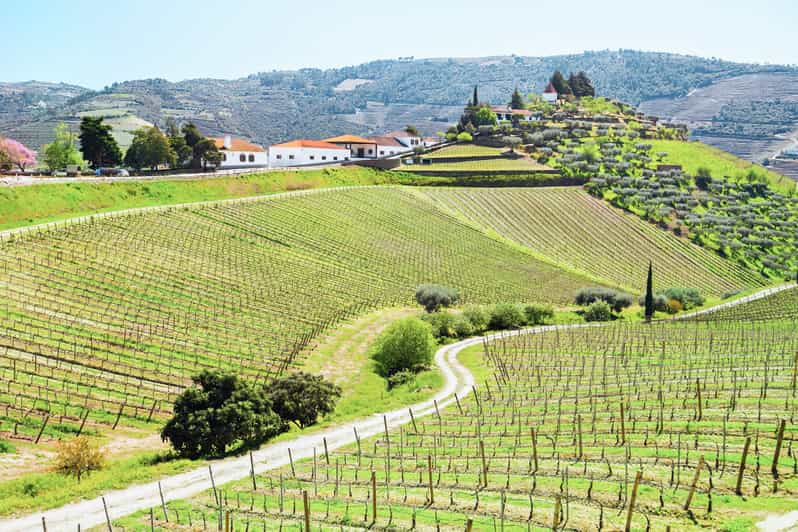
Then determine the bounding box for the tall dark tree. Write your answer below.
[78,117,122,168]
[510,87,525,109]
[644,262,654,322]
[550,71,572,96]
[181,123,219,169]
[569,72,595,98]
[472,85,479,107]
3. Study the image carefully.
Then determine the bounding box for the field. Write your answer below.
[407,158,552,173]
[687,285,798,322]
[420,187,767,295]
[119,297,798,530]
[0,187,593,442]
[422,145,508,159]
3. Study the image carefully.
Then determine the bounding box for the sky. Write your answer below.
[2,0,795,89]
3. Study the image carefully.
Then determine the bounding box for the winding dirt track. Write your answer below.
[1,286,793,531]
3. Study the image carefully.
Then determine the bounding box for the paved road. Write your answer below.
[0,286,791,531]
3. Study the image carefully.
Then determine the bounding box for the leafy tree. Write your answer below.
[524,303,554,325]
[575,287,633,313]
[489,303,526,330]
[0,137,37,171]
[195,138,222,170]
[161,370,286,459]
[644,262,654,322]
[79,117,121,168]
[415,284,460,312]
[404,125,420,137]
[584,300,612,322]
[267,372,341,429]
[695,167,712,190]
[54,436,105,482]
[370,317,436,378]
[474,107,498,127]
[502,135,522,153]
[124,126,176,170]
[462,305,490,333]
[472,85,479,107]
[510,87,525,109]
[568,72,595,98]
[42,123,86,171]
[550,71,572,95]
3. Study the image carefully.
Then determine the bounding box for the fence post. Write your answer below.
[736,436,751,495]
[684,456,705,511]
[625,470,642,532]
[303,490,311,531]
[102,497,112,531]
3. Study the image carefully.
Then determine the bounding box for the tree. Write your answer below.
[472,85,479,107]
[0,138,37,171]
[404,125,420,137]
[371,317,436,377]
[510,87,525,110]
[53,436,105,482]
[268,372,341,429]
[568,72,595,98]
[195,138,222,169]
[550,71,572,96]
[79,117,121,168]
[42,123,85,171]
[474,107,498,127]
[124,126,176,171]
[695,167,712,190]
[502,135,522,153]
[644,262,654,322]
[161,370,286,459]
[415,284,460,313]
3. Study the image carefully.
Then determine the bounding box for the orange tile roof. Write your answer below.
[271,139,348,150]
[324,134,376,144]
[210,137,266,152]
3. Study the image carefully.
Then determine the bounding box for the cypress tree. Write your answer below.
[472,85,479,107]
[644,262,654,322]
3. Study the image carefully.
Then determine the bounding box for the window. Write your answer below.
[239,154,246,162]
[333,156,338,161]
[289,154,295,160]
[379,150,385,156]
[321,156,327,161]
[222,153,227,161]
[248,154,254,162]
[276,154,282,159]
[367,149,373,155]
[309,155,315,160]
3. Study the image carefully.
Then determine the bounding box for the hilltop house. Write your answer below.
[324,135,378,159]
[269,140,349,167]
[542,82,558,104]
[212,135,268,168]
[490,106,538,122]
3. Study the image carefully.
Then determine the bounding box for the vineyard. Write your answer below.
[121,296,798,530]
[420,187,766,295]
[687,285,798,322]
[0,187,592,442]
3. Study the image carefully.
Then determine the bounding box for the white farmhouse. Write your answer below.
[383,130,424,149]
[211,135,268,168]
[490,105,537,122]
[269,139,350,167]
[324,135,378,159]
[542,82,558,104]
[369,136,411,157]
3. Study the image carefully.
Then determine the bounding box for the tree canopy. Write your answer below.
[79,117,121,168]
[568,72,595,98]
[42,123,86,171]
[267,372,341,429]
[550,71,572,95]
[370,317,436,378]
[510,88,525,109]
[124,126,176,170]
[415,284,460,312]
[0,137,36,171]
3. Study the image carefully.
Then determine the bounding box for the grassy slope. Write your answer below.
[650,139,796,194]
[0,167,422,231]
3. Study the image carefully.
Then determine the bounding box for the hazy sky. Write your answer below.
[3,0,794,89]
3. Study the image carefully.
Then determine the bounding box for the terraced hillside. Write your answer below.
[688,285,798,322]
[420,187,766,295]
[134,307,798,530]
[0,187,590,442]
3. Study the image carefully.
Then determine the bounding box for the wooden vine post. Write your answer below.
[625,470,642,532]
[303,490,311,531]
[735,436,751,495]
[479,440,488,487]
[772,419,786,477]
[684,455,705,511]
[371,471,377,523]
[428,455,435,504]
[619,402,626,445]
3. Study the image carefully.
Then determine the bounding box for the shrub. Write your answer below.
[268,372,342,429]
[524,303,554,325]
[638,294,668,312]
[387,369,417,389]
[462,305,490,333]
[657,287,704,310]
[161,370,287,459]
[371,317,436,378]
[456,132,473,142]
[489,303,527,330]
[415,284,460,313]
[665,298,683,314]
[0,439,15,454]
[583,300,613,322]
[452,315,475,337]
[575,287,633,313]
[53,436,105,482]
[421,311,457,338]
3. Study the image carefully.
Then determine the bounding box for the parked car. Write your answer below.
[94,167,129,177]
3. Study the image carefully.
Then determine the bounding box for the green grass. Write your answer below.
[0,167,421,232]
[422,144,507,159]
[0,451,196,517]
[649,139,796,194]
[406,157,550,173]
[0,440,15,454]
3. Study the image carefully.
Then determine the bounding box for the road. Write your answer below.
[0,285,793,531]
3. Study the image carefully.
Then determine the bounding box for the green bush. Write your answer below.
[584,300,613,322]
[267,372,341,429]
[161,370,287,459]
[462,305,490,333]
[452,315,475,337]
[456,132,473,142]
[638,293,668,312]
[371,317,436,378]
[575,287,633,313]
[657,287,704,310]
[415,284,460,313]
[387,369,417,389]
[489,303,527,330]
[0,439,15,454]
[421,311,457,338]
[524,303,554,325]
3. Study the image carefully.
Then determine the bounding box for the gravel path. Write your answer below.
[0,286,790,531]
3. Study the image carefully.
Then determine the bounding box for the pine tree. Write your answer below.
[550,71,572,96]
[510,87,525,109]
[644,262,654,322]
[472,85,479,107]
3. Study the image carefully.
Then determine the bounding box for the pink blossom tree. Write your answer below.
[0,138,37,171]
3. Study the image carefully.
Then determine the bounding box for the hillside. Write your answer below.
[3,50,797,163]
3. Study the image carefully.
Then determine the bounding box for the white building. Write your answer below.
[211,135,268,168]
[269,140,349,167]
[324,135,378,159]
[383,130,424,149]
[490,106,538,122]
[369,136,411,158]
[542,82,558,104]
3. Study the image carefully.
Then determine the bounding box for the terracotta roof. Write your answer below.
[544,82,557,94]
[210,137,266,152]
[491,106,531,116]
[369,136,407,147]
[271,139,348,150]
[324,134,376,144]
[383,130,422,139]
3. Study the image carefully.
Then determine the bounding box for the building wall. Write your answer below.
[219,150,268,168]
[375,144,408,158]
[393,135,423,148]
[269,147,349,167]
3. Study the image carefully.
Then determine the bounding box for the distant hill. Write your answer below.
[2,50,797,166]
